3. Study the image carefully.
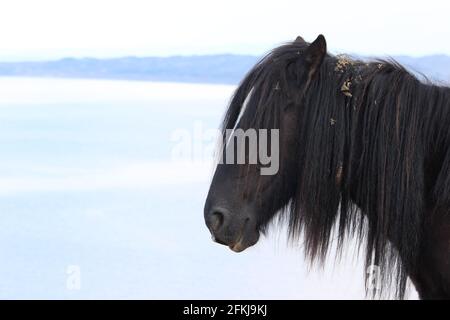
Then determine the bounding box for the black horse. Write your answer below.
[204,35,450,299]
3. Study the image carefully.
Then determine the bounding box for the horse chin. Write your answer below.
[228,230,260,253]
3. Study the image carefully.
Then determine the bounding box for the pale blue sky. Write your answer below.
[0,0,449,61]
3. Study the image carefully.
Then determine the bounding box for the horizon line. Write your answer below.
[0,52,449,64]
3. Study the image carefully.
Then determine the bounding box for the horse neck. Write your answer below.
[344,62,450,253]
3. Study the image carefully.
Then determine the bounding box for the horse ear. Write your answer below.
[295,36,305,43]
[303,34,327,75]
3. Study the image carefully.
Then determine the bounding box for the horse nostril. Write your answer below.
[210,211,225,231]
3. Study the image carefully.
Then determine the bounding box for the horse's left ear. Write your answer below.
[303,34,327,75]
[295,36,305,43]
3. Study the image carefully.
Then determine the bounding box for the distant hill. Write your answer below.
[0,54,449,85]
[394,55,450,84]
[0,55,258,85]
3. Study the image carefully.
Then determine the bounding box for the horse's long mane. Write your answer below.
[221,40,450,299]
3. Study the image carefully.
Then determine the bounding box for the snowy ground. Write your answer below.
[0,77,417,299]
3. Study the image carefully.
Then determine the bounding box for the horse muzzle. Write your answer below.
[204,206,260,252]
